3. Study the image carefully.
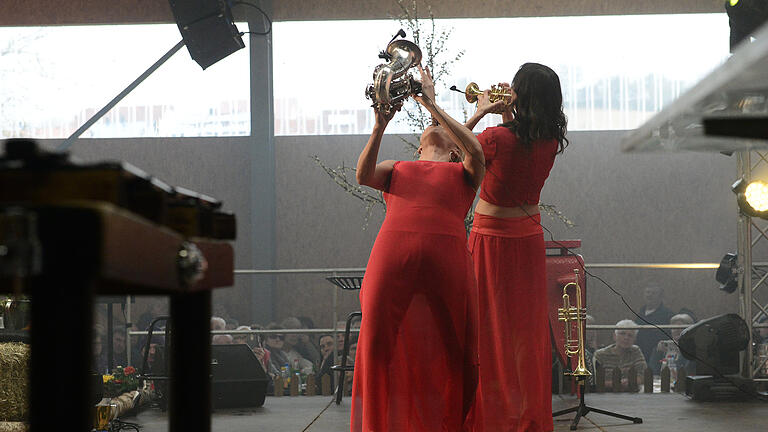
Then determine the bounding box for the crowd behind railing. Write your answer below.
[91,285,768,397]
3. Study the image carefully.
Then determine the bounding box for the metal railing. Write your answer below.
[123,262,757,369]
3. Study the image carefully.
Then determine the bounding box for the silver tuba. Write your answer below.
[365,36,423,114]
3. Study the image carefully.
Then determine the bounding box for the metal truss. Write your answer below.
[737,151,768,380]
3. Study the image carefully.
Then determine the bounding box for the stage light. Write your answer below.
[732,178,768,218]
[715,253,738,293]
[679,313,749,375]
[678,313,755,401]
[725,0,768,51]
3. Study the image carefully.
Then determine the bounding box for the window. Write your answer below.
[273,14,730,135]
[0,24,250,139]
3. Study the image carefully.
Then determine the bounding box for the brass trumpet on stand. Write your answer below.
[552,269,643,430]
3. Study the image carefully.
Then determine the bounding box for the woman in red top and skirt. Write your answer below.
[465,63,569,432]
[350,66,484,432]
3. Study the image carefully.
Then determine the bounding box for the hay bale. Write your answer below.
[0,343,29,422]
[0,422,28,432]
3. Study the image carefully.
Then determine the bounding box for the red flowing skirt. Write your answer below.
[351,229,479,432]
[469,213,552,432]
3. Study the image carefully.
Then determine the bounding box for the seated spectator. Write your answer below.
[233,325,252,346]
[211,316,226,331]
[112,328,128,368]
[317,334,340,388]
[350,315,362,344]
[139,334,166,375]
[264,323,291,377]
[649,313,695,375]
[212,334,233,344]
[282,317,321,369]
[593,319,647,391]
[225,318,240,330]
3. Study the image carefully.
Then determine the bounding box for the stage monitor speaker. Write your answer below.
[211,344,269,408]
[168,0,245,70]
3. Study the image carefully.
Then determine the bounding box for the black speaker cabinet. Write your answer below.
[168,0,245,69]
[211,344,269,408]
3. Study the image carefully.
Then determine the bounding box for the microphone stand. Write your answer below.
[57,39,187,152]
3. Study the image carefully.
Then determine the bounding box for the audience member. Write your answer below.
[211,316,226,331]
[249,324,277,377]
[233,325,252,346]
[212,334,233,344]
[648,313,695,375]
[264,323,291,376]
[317,334,341,389]
[635,285,674,365]
[112,328,128,368]
[593,319,647,391]
[282,317,321,369]
[225,318,240,330]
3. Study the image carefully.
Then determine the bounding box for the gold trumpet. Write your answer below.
[450,82,514,105]
[558,269,591,378]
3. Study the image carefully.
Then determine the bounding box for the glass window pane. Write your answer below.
[0,24,250,139]
[273,14,730,135]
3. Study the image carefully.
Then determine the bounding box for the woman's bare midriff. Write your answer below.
[474,198,539,218]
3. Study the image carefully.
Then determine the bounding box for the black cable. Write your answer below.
[300,396,335,432]
[232,1,272,35]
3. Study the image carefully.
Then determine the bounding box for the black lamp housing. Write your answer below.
[725,0,768,51]
[715,253,739,293]
[678,313,749,375]
[731,178,768,219]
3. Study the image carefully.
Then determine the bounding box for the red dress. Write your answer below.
[351,160,479,432]
[470,126,558,432]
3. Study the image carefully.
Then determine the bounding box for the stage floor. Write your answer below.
[132,392,768,431]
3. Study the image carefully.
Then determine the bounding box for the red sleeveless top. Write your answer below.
[477,126,558,207]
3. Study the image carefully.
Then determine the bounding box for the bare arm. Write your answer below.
[356,105,400,191]
[413,66,485,189]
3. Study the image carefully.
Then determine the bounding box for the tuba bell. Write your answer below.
[365,32,423,114]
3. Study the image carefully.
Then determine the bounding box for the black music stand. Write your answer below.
[553,376,642,430]
[326,276,363,404]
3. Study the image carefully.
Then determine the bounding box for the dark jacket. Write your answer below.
[636,303,674,365]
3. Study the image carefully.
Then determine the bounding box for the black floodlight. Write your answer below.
[725,0,768,51]
[715,253,739,293]
[678,313,749,375]
[168,0,245,70]
[732,178,768,219]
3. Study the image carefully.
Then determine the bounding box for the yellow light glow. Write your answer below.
[745,181,768,212]
[730,0,740,6]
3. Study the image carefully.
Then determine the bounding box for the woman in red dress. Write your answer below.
[350,66,484,432]
[465,63,569,432]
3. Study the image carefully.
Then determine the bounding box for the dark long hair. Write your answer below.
[501,63,569,153]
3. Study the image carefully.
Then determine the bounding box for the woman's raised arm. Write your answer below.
[356,105,400,191]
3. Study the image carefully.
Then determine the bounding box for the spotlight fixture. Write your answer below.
[732,178,768,218]
[725,0,768,51]
[715,253,738,293]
